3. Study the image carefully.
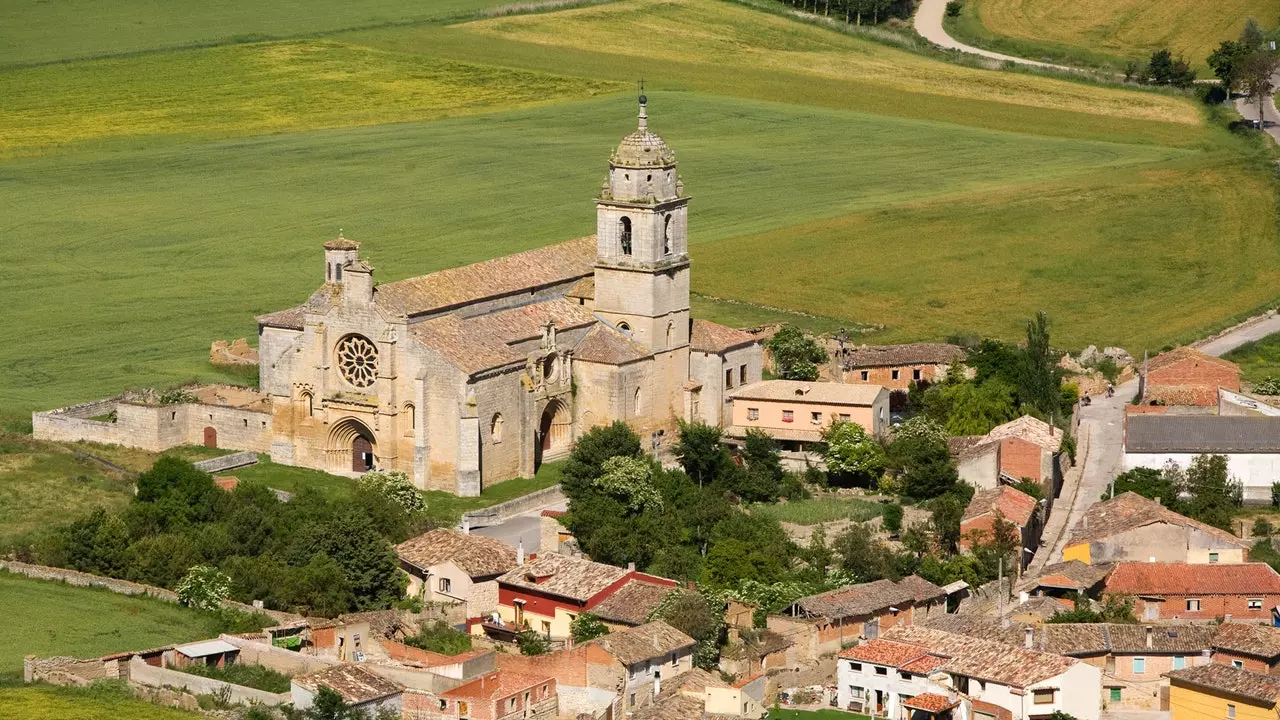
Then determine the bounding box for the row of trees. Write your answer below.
[1207,19,1280,123]
[779,0,914,26]
[1108,455,1243,530]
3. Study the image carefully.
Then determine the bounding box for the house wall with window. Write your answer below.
[1168,682,1273,720]
[846,363,950,391]
[620,648,694,710]
[1129,594,1280,622]
[1212,652,1280,675]
[1099,652,1210,711]
[836,656,942,717]
[728,388,889,442]
[956,662,1102,720]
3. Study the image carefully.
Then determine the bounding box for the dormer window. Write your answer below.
[619,217,632,255]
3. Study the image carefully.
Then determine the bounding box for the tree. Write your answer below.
[594,456,664,512]
[562,421,643,498]
[892,416,947,445]
[356,470,426,514]
[821,421,886,485]
[1143,49,1197,88]
[929,494,966,555]
[882,504,904,535]
[1239,50,1280,125]
[740,429,786,503]
[177,565,232,611]
[833,523,895,581]
[806,523,834,574]
[1208,40,1250,91]
[1272,480,1280,508]
[516,630,550,656]
[944,1,961,17]
[922,380,1017,436]
[307,686,360,720]
[901,524,932,557]
[1011,478,1044,501]
[1254,517,1274,539]
[888,433,959,502]
[648,590,725,670]
[1106,466,1177,503]
[570,613,610,643]
[674,421,732,488]
[766,326,828,381]
[1241,17,1266,49]
[1181,454,1242,530]
[1020,311,1064,419]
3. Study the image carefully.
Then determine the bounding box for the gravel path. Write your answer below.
[912,0,1073,70]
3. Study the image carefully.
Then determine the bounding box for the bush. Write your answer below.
[176,565,231,611]
[944,1,962,16]
[177,662,292,693]
[403,621,473,655]
[570,612,610,642]
[1256,377,1280,395]
[516,629,550,656]
[357,470,427,514]
[882,503,904,535]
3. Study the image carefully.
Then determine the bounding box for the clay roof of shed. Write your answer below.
[902,693,960,712]
[895,575,947,604]
[395,528,518,579]
[1066,492,1246,549]
[498,554,629,602]
[881,625,1075,689]
[1147,347,1240,374]
[690,320,757,354]
[984,415,1062,452]
[374,236,596,317]
[842,343,965,369]
[793,578,916,620]
[595,621,695,666]
[922,614,1028,648]
[443,670,553,702]
[962,486,1038,527]
[590,579,676,625]
[573,323,651,365]
[295,664,403,705]
[256,305,307,330]
[632,690,733,720]
[669,668,730,694]
[1018,560,1114,592]
[1214,623,1280,660]
[1106,562,1280,596]
[1126,415,1280,453]
[1166,663,1280,705]
[728,380,884,406]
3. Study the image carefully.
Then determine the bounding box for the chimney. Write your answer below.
[1154,497,1161,506]
[654,670,662,697]
[628,562,636,572]
[462,518,470,535]
[1145,626,1153,649]
[1024,627,1034,649]
[517,539,525,566]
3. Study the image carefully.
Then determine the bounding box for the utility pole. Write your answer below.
[997,556,1004,621]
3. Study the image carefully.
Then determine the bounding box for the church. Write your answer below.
[251,97,763,494]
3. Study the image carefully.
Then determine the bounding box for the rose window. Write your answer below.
[336,335,378,388]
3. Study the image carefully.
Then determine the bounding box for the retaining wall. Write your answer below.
[218,635,336,675]
[129,657,289,705]
[463,485,564,527]
[194,451,259,473]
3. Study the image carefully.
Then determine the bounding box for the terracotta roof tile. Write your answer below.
[899,654,950,674]
[396,528,518,579]
[499,554,629,602]
[1067,492,1247,549]
[572,324,651,365]
[793,579,916,621]
[1148,347,1240,374]
[294,664,402,705]
[1017,561,1113,593]
[594,621,695,666]
[410,297,595,375]
[841,343,965,369]
[1106,562,1280,596]
[983,415,1062,452]
[590,580,676,625]
[375,236,596,317]
[896,575,947,604]
[839,639,929,666]
[902,693,960,712]
[690,320,757,354]
[881,625,1076,688]
[443,670,553,702]
[256,305,307,330]
[1166,663,1280,705]
[1107,624,1216,654]
[962,486,1038,527]
[1213,623,1280,660]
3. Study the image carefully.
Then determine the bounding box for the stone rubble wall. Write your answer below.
[129,657,290,705]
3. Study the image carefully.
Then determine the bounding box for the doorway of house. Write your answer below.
[203,427,217,448]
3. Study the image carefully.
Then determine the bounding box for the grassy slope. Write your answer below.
[946,0,1280,72]
[1224,332,1280,383]
[0,572,228,679]
[0,435,136,544]
[0,684,201,720]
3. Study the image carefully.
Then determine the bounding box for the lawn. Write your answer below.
[0,572,233,679]
[1224,331,1280,384]
[945,0,1280,72]
[771,709,871,720]
[753,496,885,525]
[0,683,202,720]
[0,435,137,545]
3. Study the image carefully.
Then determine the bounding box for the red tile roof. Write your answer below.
[1067,492,1247,549]
[903,693,960,713]
[962,486,1038,527]
[1106,562,1280,596]
[839,639,928,666]
[900,654,950,674]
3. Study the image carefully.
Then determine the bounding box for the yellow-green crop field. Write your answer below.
[947,0,1280,71]
[1,0,1277,420]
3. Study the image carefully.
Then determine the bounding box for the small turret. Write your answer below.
[323,230,360,285]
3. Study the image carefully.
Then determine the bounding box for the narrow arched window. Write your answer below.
[663,216,672,255]
[666,321,674,348]
[404,403,416,435]
[633,387,642,416]
[335,264,343,282]
[302,392,313,417]
[491,413,505,443]
[619,217,632,256]
[326,264,332,281]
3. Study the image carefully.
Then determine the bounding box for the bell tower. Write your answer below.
[594,94,690,353]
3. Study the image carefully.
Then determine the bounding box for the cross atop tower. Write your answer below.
[638,80,648,131]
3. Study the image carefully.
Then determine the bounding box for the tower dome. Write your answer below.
[611,94,676,167]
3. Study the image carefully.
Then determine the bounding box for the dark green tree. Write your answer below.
[833,523,895,581]
[1019,311,1065,418]
[516,629,550,656]
[765,326,828,381]
[562,421,643,498]
[648,590,725,670]
[889,434,959,501]
[1208,40,1250,91]
[929,494,966,555]
[882,504,904,535]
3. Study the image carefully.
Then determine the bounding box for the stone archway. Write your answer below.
[535,399,571,470]
[328,417,377,474]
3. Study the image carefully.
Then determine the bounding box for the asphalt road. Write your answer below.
[471,501,567,554]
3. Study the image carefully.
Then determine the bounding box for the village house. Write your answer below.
[1141,347,1242,407]
[726,379,889,453]
[1016,560,1113,604]
[1212,623,1280,674]
[401,670,557,720]
[1166,663,1280,720]
[785,576,945,654]
[485,554,677,640]
[396,528,519,618]
[292,664,405,715]
[959,486,1041,567]
[950,416,1064,499]
[595,621,696,711]
[1103,562,1280,622]
[1063,492,1249,565]
[632,668,766,720]
[538,510,575,556]
[1123,415,1280,505]
[839,343,966,391]
[838,625,1103,720]
[688,320,763,426]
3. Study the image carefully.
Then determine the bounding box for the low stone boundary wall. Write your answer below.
[218,635,336,675]
[129,657,290,705]
[462,485,564,527]
[194,451,259,473]
[0,560,302,623]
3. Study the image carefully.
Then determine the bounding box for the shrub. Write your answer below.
[516,629,550,656]
[357,470,427,514]
[177,662,292,693]
[176,565,231,611]
[1256,377,1280,395]
[404,621,473,655]
[944,1,962,17]
[570,612,610,642]
[882,503,904,535]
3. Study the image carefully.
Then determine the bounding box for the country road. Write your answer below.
[912,0,1073,70]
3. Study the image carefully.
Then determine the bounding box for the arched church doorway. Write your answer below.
[328,418,377,474]
[203,427,217,448]
[535,399,571,470]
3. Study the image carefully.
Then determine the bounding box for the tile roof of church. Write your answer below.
[409,298,594,375]
[573,324,651,365]
[374,236,596,317]
[690,320,757,354]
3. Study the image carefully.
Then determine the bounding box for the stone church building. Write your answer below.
[250,97,760,495]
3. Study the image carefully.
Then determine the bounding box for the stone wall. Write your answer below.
[462,485,564,527]
[33,397,271,455]
[218,635,336,675]
[24,655,121,684]
[129,657,290,705]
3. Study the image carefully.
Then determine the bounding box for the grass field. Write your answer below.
[0,435,137,544]
[0,572,233,679]
[1224,332,1280,383]
[946,0,1280,71]
[0,683,201,720]
[1,0,1277,424]
[752,496,885,525]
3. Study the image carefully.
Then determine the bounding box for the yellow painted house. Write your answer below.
[1167,663,1280,720]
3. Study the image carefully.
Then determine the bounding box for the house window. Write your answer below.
[860,370,869,381]
[1228,704,1236,719]
[509,698,517,711]
[1109,688,1122,703]
[439,578,452,594]
[839,413,851,421]
[630,693,636,708]
[747,408,759,421]
[1249,598,1263,610]
[899,671,911,680]
[1209,552,1219,563]
[1033,690,1055,705]
[1233,660,1245,669]
[670,652,678,667]
[542,684,548,698]
[782,410,794,423]
[541,621,551,635]
[459,702,470,718]
[913,369,921,381]
[725,368,734,389]
[850,662,862,672]
[739,365,747,384]
[891,370,900,380]
[811,411,822,425]
[1187,599,1201,612]
[1133,657,1146,674]
[438,699,448,711]
[1173,656,1186,670]
[874,666,887,676]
